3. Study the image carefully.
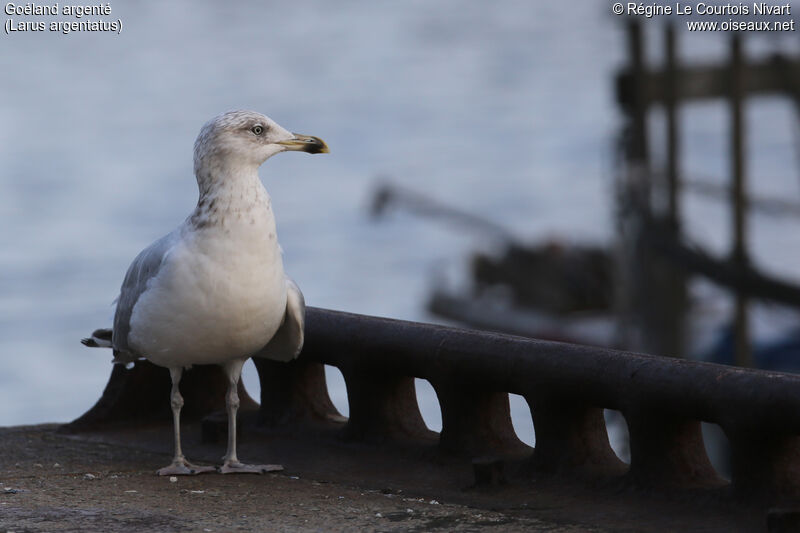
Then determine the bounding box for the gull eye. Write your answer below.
[251,125,264,136]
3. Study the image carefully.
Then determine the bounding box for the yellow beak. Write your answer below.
[276,133,330,154]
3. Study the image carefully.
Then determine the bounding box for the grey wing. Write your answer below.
[253,276,305,362]
[112,232,176,362]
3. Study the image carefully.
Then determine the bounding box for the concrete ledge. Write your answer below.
[0,423,766,532]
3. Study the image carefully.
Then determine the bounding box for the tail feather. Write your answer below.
[81,328,113,348]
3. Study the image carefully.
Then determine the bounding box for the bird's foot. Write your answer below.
[157,459,216,476]
[218,461,283,474]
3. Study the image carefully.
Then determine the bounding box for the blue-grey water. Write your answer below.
[2,2,800,451]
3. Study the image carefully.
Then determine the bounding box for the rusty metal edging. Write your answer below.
[68,306,800,502]
[303,307,800,432]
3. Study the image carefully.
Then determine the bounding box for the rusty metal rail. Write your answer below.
[68,307,800,503]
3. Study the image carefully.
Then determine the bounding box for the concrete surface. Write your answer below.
[0,425,600,532]
[0,423,766,532]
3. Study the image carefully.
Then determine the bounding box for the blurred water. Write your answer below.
[1,2,799,433]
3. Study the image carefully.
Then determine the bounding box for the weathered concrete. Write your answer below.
[0,422,770,532]
[0,425,597,532]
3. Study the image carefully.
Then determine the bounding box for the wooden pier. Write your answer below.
[615,21,800,363]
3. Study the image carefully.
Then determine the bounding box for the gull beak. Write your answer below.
[276,133,330,154]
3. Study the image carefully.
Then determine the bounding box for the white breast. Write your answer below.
[128,202,287,368]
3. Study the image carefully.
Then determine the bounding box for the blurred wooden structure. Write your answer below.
[615,22,800,364]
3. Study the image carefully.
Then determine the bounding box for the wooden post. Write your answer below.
[665,24,680,230]
[626,21,654,354]
[730,35,752,368]
[628,21,649,185]
[659,24,687,359]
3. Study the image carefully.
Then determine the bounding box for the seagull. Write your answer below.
[82,110,329,475]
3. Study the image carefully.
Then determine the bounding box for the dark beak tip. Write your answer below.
[283,134,329,154]
[307,136,329,154]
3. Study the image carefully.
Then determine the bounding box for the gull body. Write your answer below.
[85,110,328,475]
[123,180,286,368]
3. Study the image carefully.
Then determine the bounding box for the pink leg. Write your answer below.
[218,359,283,474]
[157,367,215,476]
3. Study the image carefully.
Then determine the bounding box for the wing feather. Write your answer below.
[253,276,305,362]
[111,231,177,361]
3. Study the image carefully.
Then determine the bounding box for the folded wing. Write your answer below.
[253,276,305,362]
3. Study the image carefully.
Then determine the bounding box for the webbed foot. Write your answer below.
[218,461,283,474]
[157,460,216,476]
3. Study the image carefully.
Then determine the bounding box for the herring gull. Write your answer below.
[82,110,329,475]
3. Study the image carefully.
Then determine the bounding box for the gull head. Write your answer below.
[193,110,329,180]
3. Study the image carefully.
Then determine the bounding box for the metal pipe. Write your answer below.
[303,307,800,434]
